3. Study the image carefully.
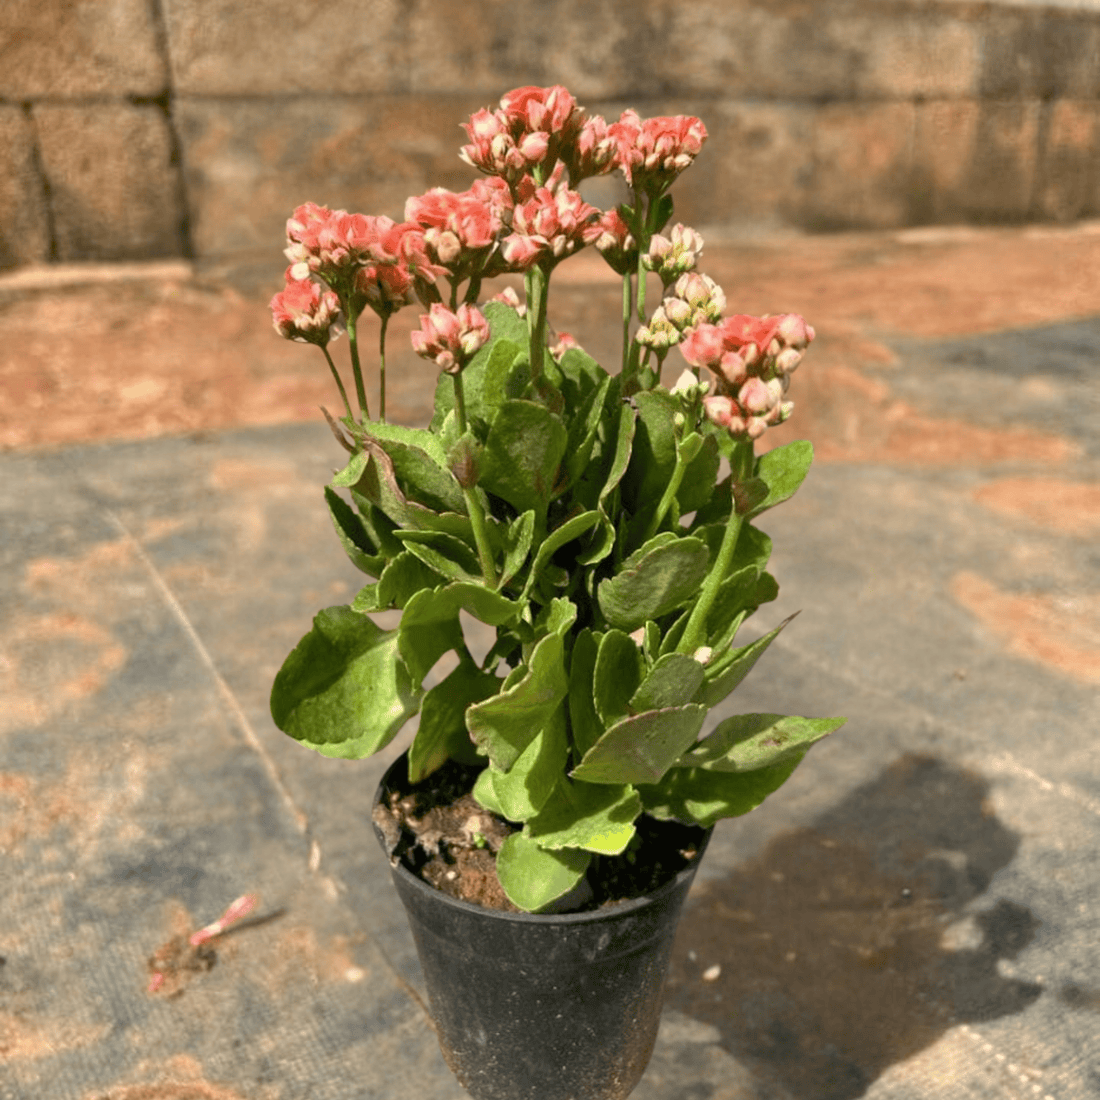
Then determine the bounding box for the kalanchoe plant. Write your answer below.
[268,85,846,913]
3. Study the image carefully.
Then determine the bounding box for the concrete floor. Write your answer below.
[1,225,1098,1099]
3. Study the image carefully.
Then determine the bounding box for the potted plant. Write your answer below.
[268,85,845,1100]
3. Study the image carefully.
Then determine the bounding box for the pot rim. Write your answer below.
[373,755,713,925]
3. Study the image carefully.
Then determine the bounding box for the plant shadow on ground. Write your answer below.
[664,754,1042,1100]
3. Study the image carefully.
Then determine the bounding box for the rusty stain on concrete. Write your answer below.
[0,1011,110,1062]
[96,1054,263,1099]
[0,753,147,855]
[973,477,1100,537]
[951,572,1100,685]
[0,611,127,734]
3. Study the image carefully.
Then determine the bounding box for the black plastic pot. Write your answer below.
[372,752,712,1100]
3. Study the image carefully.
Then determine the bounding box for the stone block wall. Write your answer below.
[3,0,1100,272]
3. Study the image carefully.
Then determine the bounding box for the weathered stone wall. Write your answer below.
[3,0,1100,271]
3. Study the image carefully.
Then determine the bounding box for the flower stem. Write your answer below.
[321,346,355,422]
[677,441,755,656]
[452,371,498,588]
[526,265,549,384]
[345,307,370,423]
[621,271,632,376]
[378,312,389,424]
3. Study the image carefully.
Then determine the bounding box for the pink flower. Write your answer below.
[405,186,505,277]
[678,322,726,370]
[550,332,581,361]
[355,261,415,314]
[679,312,812,440]
[644,223,705,284]
[564,114,617,182]
[499,85,582,137]
[503,186,601,271]
[411,303,491,374]
[490,286,527,317]
[609,110,707,193]
[461,85,604,186]
[593,207,638,276]
[270,273,341,346]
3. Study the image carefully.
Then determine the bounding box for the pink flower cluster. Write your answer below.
[270,270,341,346]
[460,85,706,203]
[411,303,491,374]
[609,111,707,194]
[460,85,615,186]
[592,208,637,276]
[643,223,705,285]
[405,180,511,281]
[282,202,446,311]
[679,313,815,439]
[636,272,726,351]
[503,184,602,271]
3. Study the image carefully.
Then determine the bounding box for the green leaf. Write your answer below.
[395,530,482,583]
[481,338,526,412]
[630,652,706,711]
[748,439,814,518]
[466,601,576,771]
[571,704,707,785]
[479,399,568,516]
[351,583,380,612]
[270,607,419,759]
[597,535,709,632]
[360,420,449,468]
[500,510,536,587]
[526,780,640,854]
[376,551,445,610]
[324,486,386,575]
[398,587,467,685]
[696,612,797,708]
[557,345,609,409]
[680,713,846,773]
[677,434,721,515]
[480,704,568,821]
[562,374,613,493]
[360,427,465,514]
[522,510,602,601]
[567,629,602,758]
[473,766,506,816]
[592,629,645,727]
[598,401,636,510]
[653,191,675,233]
[637,755,806,827]
[621,390,678,510]
[407,662,502,782]
[706,566,779,641]
[496,832,591,913]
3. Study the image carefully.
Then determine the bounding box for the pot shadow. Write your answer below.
[664,754,1043,1100]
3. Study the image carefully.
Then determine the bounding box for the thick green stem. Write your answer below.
[526,264,550,385]
[452,371,498,588]
[321,345,355,422]
[345,307,370,423]
[677,441,755,655]
[378,312,389,424]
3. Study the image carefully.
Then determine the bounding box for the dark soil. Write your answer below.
[372,757,707,914]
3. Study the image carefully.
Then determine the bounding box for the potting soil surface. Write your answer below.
[2,224,1099,1100]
